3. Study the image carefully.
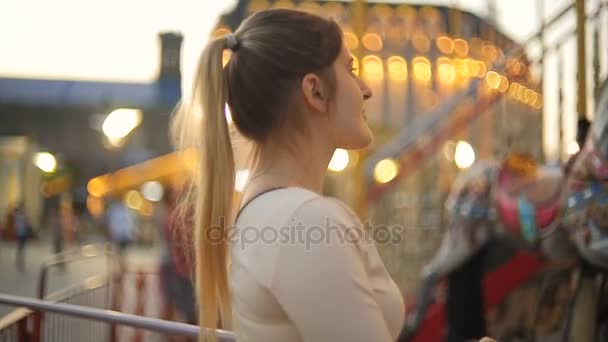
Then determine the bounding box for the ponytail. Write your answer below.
[171,36,234,341]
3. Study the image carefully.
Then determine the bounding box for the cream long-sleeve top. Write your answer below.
[229,187,405,342]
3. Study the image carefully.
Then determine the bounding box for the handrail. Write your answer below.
[40,243,112,269]
[0,307,30,331]
[44,274,107,302]
[0,293,237,341]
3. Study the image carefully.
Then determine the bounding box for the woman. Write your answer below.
[173,8,404,341]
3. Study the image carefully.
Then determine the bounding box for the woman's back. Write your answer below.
[230,188,404,341]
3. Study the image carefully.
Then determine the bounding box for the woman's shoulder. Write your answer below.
[236,187,361,228]
[236,187,318,223]
[291,191,362,227]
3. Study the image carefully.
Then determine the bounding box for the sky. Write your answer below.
[0,0,235,86]
[0,0,568,84]
[0,0,602,160]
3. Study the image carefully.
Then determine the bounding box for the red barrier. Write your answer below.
[133,271,147,342]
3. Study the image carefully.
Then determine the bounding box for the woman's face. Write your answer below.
[325,43,374,149]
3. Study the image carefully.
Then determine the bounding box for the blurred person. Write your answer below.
[41,195,66,270]
[13,202,30,270]
[43,196,67,270]
[60,195,78,248]
[106,198,136,260]
[159,188,197,325]
[48,199,64,254]
[172,9,406,341]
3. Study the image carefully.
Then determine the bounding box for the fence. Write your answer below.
[0,293,236,342]
[0,243,229,341]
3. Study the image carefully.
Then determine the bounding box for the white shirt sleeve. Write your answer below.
[269,197,395,342]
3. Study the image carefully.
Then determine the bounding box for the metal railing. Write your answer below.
[0,242,200,341]
[38,243,114,300]
[0,308,29,342]
[0,293,237,342]
[42,275,111,342]
[34,243,116,341]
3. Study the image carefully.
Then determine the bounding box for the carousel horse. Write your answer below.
[400,80,608,342]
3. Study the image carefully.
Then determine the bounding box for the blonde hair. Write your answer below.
[171,9,343,341]
[171,36,234,341]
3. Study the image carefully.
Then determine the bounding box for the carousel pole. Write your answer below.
[576,0,591,146]
[537,0,548,159]
[558,50,564,160]
[569,2,597,341]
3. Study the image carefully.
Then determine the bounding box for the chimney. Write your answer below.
[158,32,183,82]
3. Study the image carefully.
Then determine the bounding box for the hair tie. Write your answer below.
[225,33,239,51]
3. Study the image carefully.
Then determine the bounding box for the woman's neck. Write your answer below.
[250,138,333,194]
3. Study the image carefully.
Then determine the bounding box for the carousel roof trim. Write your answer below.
[219,0,519,47]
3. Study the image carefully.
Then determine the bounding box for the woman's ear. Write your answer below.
[301,73,328,113]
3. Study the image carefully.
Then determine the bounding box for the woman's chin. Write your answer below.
[340,129,374,150]
[361,129,374,148]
